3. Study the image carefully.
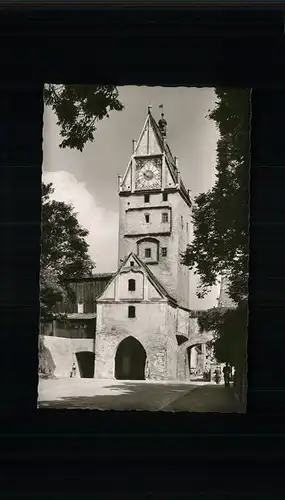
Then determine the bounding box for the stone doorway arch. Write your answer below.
[115,336,146,380]
[75,351,95,378]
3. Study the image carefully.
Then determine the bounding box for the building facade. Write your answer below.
[94,107,203,381]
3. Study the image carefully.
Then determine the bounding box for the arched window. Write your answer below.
[128,279,136,291]
[128,305,136,318]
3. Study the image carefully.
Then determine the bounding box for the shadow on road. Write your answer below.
[38,381,243,412]
[39,382,195,410]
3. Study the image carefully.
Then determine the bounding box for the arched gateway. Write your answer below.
[75,351,95,378]
[115,336,146,380]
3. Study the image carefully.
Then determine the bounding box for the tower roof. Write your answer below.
[119,107,191,205]
[148,110,190,201]
[148,111,178,181]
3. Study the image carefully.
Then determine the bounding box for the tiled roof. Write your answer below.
[92,272,116,279]
[97,251,177,305]
[149,112,190,202]
[64,273,115,283]
[149,113,178,184]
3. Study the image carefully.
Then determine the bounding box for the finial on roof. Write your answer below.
[158,105,167,137]
[148,105,152,114]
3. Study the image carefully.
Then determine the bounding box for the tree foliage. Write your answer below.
[41,182,94,320]
[44,84,124,151]
[182,88,250,366]
[197,304,247,366]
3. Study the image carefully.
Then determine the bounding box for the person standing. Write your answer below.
[214,367,221,384]
[70,362,76,378]
[223,363,231,387]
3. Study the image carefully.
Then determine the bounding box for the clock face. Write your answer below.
[135,158,162,190]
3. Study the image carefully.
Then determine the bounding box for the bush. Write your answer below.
[38,336,56,378]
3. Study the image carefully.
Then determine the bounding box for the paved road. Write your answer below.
[38,378,242,412]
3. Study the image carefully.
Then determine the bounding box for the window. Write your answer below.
[77,303,84,314]
[161,247,167,257]
[128,279,136,291]
[181,216,184,228]
[145,214,150,223]
[130,261,134,267]
[145,248,151,258]
[186,222,189,232]
[128,305,136,318]
[163,193,168,201]
[144,194,150,203]
[162,212,168,223]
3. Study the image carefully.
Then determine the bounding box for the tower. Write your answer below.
[218,276,236,309]
[117,107,192,309]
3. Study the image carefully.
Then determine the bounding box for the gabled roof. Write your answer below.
[97,251,177,306]
[130,252,177,306]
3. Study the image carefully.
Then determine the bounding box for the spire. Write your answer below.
[218,276,236,309]
[158,104,167,137]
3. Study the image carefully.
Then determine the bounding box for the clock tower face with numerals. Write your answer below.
[135,157,162,190]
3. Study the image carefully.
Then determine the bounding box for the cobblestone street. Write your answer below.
[38,378,243,412]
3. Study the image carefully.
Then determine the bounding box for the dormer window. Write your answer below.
[130,261,134,267]
[162,212,168,223]
[128,279,136,291]
[145,214,150,223]
[144,194,150,203]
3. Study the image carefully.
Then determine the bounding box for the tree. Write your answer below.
[182,88,250,370]
[44,84,124,151]
[182,88,250,303]
[40,182,94,320]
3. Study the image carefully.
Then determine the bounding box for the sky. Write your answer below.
[43,85,220,309]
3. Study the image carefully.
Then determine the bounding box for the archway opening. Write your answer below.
[186,346,192,377]
[115,336,146,380]
[75,351,95,378]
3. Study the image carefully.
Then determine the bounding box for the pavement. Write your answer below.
[38,378,243,412]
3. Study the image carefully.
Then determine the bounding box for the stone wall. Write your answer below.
[95,301,179,380]
[177,308,190,337]
[118,190,191,308]
[39,335,94,378]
